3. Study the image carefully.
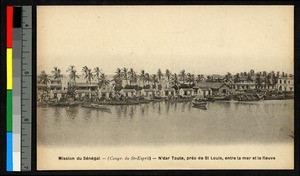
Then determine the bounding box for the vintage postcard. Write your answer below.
[36,5,294,170]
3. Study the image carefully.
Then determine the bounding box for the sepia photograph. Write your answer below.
[36,6,294,170]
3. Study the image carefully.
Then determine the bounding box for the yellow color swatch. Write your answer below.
[7,48,12,89]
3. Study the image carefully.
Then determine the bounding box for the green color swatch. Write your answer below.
[6,90,12,131]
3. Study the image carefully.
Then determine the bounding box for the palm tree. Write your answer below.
[122,68,129,86]
[93,67,102,96]
[51,67,63,79]
[82,66,94,99]
[51,67,63,90]
[225,72,232,83]
[255,72,262,90]
[170,73,180,90]
[38,70,50,85]
[157,68,163,82]
[139,70,146,87]
[93,67,102,80]
[186,73,195,85]
[113,68,123,88]
[195,75,201,84]
[145,73,151,86]
[195,74,205,84]
[128,68,137,85]
[271,72,278,88]
[165,69,172,88]
[66,66,79,99]
[190,74,195,85]
[82,66,89,76]
[98,73,110,89]
[82,67,94,89]
[206,75,213,82]
[246,73,253,82]
[151,74,159,89]
[179,70,186,83]
[67,65,79,83]
[157,69,163,90]
[38,70,51,99]
[234,73,240,83]
[266,73,272,89]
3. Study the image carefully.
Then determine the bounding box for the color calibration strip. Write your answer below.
[7,6,32,172]
[7,6,13,172]
[13,6,22,171]
[21,6,32,171]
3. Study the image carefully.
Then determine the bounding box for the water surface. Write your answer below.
[37,100,294,146]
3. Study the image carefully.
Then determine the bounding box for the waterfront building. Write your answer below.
[50,90,67,101]
[196,82,232,95]
[37,84,48,102]
[179,88,194,97]
[160,88,176,97]
[275,75,294,92]
[99,89,115,99]
[232,77,256,91]
[119,89,137,98]
[211,74,225,83]
[74,90,92,99]
[193,86,212,97]
[141,89,157,98]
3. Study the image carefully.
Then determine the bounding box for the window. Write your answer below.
[284,80,286,84]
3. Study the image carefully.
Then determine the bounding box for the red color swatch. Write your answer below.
[7,6,13,48]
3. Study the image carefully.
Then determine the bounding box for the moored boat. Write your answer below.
[192,97,208,108]
[68,101,80,106]
[97,101,139,105]
[48,101,80,107]
[81,103,111,112]
[214,95,231,101]
[165,97,193,103]
[192,101,207,107]
[237,93,263,101]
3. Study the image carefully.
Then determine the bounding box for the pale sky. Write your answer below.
[37,6,294,75]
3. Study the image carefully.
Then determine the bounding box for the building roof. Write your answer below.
[278,76,294,80]
[100,89,114,93]
[37,84,47,87]
[142,89,156,92]
[180,88,194,91]
[76,82,98,87]
[75,90,92,94]
[239,77,247,81]
[212,74,225,79]
[199,87,211,91]
[50,83,61,87]
[196,82,228,89]
[121,89,136,92]
[163,88,175,92]
[193,86,212,91]
[51,90,67,94]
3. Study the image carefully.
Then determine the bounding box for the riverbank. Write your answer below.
[37,92,294,107]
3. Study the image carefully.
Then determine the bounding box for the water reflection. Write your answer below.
[129,106,134,118]
[37,100,294,146]
[192,105,207,110]
[66,107,78,119]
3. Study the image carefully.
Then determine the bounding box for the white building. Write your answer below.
[276,75,294,92]
[179,88,194,97]
[141,89,157,98]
